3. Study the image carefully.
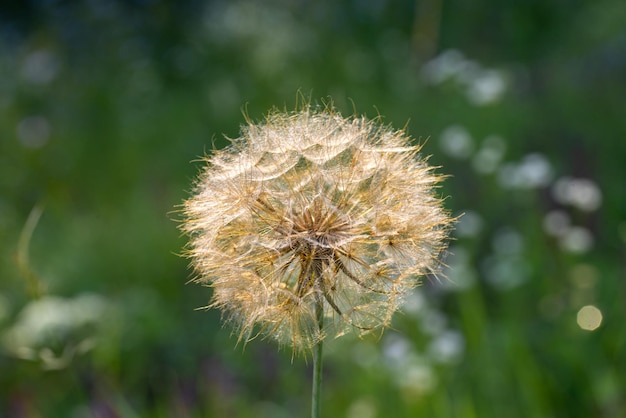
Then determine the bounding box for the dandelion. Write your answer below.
[181,103,452,417]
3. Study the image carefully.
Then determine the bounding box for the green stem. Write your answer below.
[311,300,324,418]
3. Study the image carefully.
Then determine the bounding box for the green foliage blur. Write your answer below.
[1,0,625,417]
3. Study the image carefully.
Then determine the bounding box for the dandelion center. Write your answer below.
[288,196,351,248]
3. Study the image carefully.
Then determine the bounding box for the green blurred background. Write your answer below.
[1,0,625,417]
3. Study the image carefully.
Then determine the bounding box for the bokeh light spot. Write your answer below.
[17,116,51,148]
[569,264,599,289]
[455,210,484,238]
[439,125,473,159]
[560,227,594,254]
[543,210,570,237]
[472,135,506,174]
[347,398,377,418]
[552,177,602,212]
[577,305,602,331]
[21,50,60,84]
[466,69,507,106]
[497,153,553,189]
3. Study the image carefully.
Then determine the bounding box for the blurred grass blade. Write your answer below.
[17,204,45,298]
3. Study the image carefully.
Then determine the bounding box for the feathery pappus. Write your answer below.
[181,104,452,352]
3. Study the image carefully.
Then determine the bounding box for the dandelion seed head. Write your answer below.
[181,104,452,352]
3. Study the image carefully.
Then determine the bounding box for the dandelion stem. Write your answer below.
[311,298,324,418]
